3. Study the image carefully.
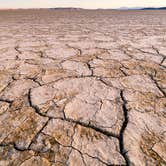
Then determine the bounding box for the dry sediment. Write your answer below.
[0,9,166,166]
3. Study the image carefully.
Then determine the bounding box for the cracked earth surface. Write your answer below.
[0,9,166,166]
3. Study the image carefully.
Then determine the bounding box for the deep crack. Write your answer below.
[27,89,48,117]
[119,90,130,166]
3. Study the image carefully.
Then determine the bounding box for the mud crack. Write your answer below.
[119,90,130,166]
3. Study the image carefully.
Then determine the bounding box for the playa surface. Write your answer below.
[0,9,166,165]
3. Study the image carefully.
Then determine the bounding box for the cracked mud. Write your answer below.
[0,9,166,166]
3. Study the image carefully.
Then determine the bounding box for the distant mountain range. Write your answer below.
[49,7,83,10]
[49,7,166,11]
[1,7,166,11]
[141,7,166,10]
[116,7,166,10]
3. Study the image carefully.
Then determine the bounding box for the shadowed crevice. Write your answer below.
[119,90,130,166]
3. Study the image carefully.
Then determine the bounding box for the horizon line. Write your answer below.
[0,6,166,10]
[0,6,166,11]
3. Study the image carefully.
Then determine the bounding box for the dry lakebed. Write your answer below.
[0,9,166,166]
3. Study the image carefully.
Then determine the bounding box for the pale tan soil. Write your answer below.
[0,9,166,166]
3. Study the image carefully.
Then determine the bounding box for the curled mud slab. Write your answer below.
[0,9,166,166]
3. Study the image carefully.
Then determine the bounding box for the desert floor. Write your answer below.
[0,9,166,166]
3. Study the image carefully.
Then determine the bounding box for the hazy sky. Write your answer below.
[0,0,166,9]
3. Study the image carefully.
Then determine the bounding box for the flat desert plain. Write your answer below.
[0,9,166,166]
